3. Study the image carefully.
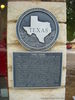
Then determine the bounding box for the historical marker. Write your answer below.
[16,8,59,50]
[13,52,62,88]
[15,8,62,88]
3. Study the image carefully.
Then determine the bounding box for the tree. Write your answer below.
[67,0,75,41]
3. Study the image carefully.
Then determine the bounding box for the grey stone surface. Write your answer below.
[13,52,62,88]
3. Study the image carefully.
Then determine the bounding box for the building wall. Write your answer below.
[7,1,66,100]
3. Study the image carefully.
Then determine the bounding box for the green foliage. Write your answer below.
[67,0,75,41]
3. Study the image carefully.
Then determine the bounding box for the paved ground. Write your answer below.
[66,53,75,100]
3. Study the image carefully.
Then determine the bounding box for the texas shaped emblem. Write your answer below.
[23,16,51,43]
